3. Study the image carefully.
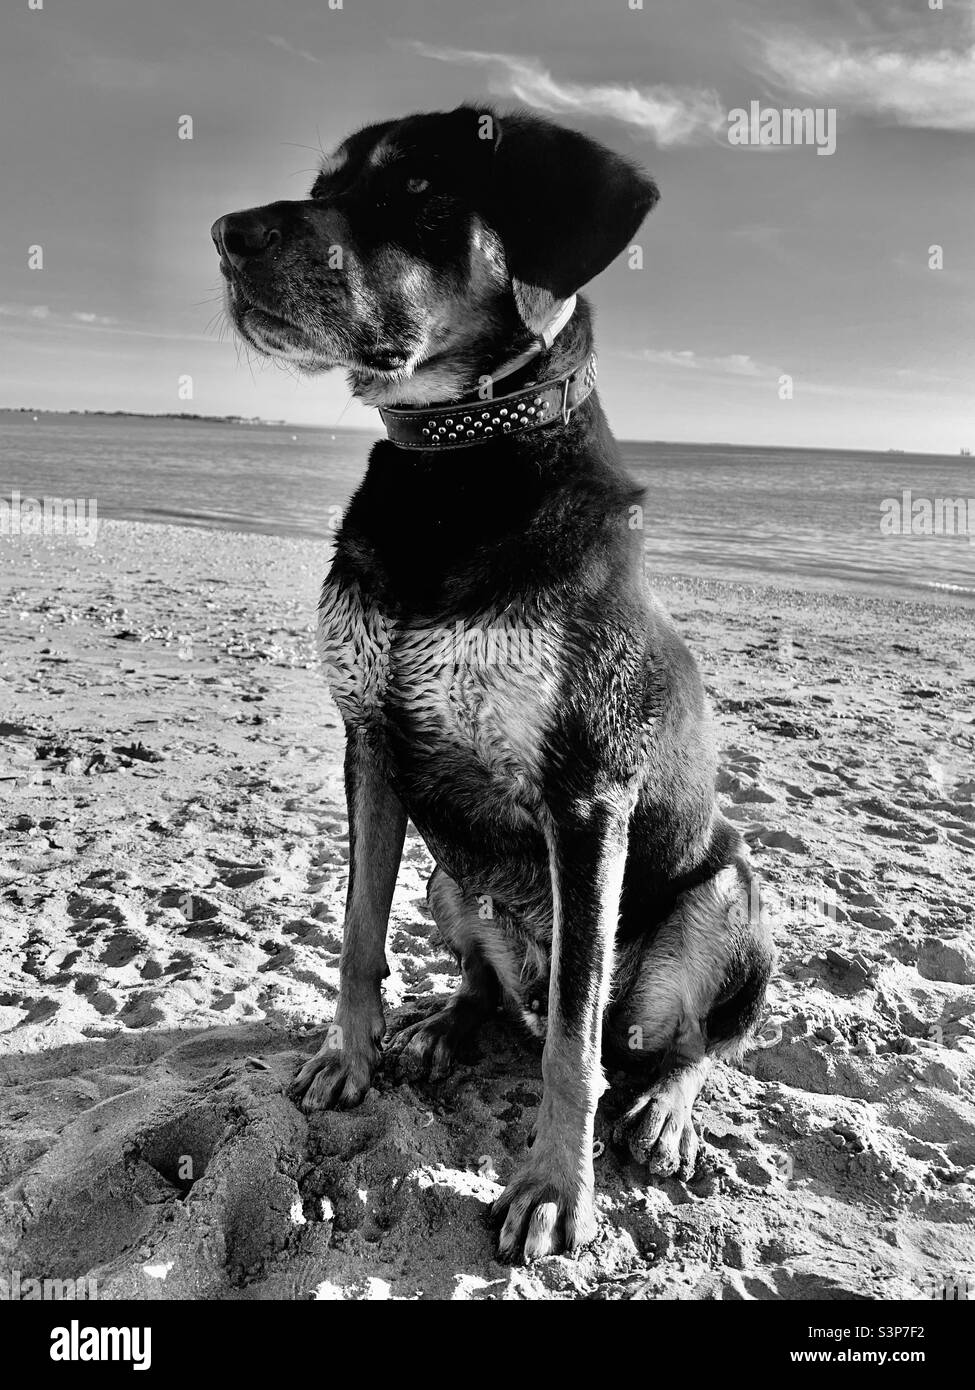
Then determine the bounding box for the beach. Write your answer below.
[1,518,973,1300]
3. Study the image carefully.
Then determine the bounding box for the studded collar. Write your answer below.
[378,353,598,451]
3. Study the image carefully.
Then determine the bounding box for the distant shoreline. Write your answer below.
[0,407,308,428]
[0,408,971,457]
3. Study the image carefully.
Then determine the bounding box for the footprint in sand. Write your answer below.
[97,932,143,968]
[917,939,975,986]
[721,744,763,773]
[749,827,808,854]
[21,998,59,1025]
[117,992,166,1028]
[717,769,777,804]
[847,906,899,932]
[66,893,125,925]
[219,866,268,889]
[158,888,221,922]
[390,923,434,952]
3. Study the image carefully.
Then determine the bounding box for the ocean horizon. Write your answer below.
[2,410,974,604]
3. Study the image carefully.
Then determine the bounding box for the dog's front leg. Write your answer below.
[493,800,628,1262]
[293,727,406,1111]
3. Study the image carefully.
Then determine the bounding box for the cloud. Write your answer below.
[625,348,775,377]
[0,304,227,346]
[760,35,975,131]
[733,224,789,259]
[0,305,121,331]
[0,304,51,320]
[265,35,323,66]
[406,43,724,146]
[70,53,174,92]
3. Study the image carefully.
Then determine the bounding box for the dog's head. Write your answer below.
[212,106,658,403]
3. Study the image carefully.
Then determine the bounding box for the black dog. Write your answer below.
[212,106,774,1264]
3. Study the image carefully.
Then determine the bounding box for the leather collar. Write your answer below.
[378,353,598,452]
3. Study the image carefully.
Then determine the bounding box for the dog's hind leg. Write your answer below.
[609,858,774,1178]
[386,867,502,1081]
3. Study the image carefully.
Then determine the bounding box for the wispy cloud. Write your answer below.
[1,304,116,326]
[407,43,724,146]
[0,304,209,342]
[265,35,323,66]
[73,311,117,326]
[622,348,777,377]
[733,225,789,260]
[69,52,175,92]
[760,35,975,132]
[622,349,973,404]
[0,304,52,320]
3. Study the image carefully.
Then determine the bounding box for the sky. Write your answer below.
[1,0,973,451]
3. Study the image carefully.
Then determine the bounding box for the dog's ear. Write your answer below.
[484,111,660,332]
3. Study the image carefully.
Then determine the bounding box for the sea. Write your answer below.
[2,411,974,605]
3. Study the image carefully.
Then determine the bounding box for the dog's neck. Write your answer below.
[352,294,593,411]
[471,294,578,396]
[372,301,597,452]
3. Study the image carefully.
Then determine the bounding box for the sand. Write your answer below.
[1,519,973,1300]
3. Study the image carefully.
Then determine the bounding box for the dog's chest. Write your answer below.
[317,578,559,801]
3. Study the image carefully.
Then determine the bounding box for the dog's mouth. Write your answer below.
[241,303,304,345]
[226,282,336,368]
[228,283,305,346]
[227,288,419,381]
[218,257,430,383]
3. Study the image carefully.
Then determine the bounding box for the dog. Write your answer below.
[212,105,774,1264]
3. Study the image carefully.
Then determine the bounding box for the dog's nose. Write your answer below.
[210,211,283,268]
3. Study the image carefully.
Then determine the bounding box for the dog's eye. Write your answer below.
[405,177,430,195]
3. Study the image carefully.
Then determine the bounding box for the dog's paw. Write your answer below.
[290,1010,383,1112]
[492,1146,597,1263]
[386,1005,467,1083]
[613,1072,701,1179]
